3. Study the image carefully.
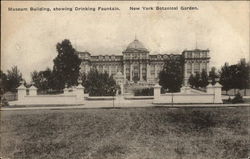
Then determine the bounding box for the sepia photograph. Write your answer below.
[1,1,250,159]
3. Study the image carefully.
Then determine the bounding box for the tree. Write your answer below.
[6,66,23,92]
[188,70,208,89]
[220,63,232,94]
[31,68,54,93]
[200,70,209,88]
[208,67,219,85]
[79,72,87,85]
[159,57,183,92]
[193,72,201,88]
[53,39,81,90]
[188,74,195,88]
[237,59,250,95]
[84,69,118,96]
[219,59,249,95]
[229,64,239,94]
[0,71,8,94]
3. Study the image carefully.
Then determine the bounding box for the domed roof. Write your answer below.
[125,38,148,52]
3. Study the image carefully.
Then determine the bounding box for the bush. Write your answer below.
[1,97,9,106]
[232,93,244,104]
[84,69,118,96]
[223,96,232,104]
[134,88,153,96]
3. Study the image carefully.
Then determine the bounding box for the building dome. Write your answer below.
[125,39,148,52]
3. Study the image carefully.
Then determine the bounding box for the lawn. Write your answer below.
[0,107,249,159]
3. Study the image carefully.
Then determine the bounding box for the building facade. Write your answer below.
[77,38,210,86]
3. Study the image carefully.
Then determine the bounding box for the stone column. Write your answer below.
[154,64,157,79]
[29,85,37,96]
[191,62,194,74]
[206,81,215,103]
[153,83,161,102]
[76,84,85,104]
[115,65,118,73]
[140,63,142,81]
[206,62,209,74]
[17,83,26,101]
[213,82,223,103]
[123,65,126,81]
[130,63,133,81]
[64,83,69,95]
[147,63,150,82]
[206,83,214,94]
[184,62,188,86]
[64,88,69,95]
[199,62,202,72]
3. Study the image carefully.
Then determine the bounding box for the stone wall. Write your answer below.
[16,84,84,106]
[153,82,223,104]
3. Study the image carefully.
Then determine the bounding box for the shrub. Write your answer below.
[1,97,9,106]
[84,69,118,96]
[232,93,244,104]
[134,88,153,96]
[223,96,232,104]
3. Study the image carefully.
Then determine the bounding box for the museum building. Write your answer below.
[77,38,210,86]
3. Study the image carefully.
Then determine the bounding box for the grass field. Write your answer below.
[1,107,249,159]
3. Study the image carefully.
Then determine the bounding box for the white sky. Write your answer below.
[1,1,249,82]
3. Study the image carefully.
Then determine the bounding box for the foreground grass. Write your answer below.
[0,107,249,159]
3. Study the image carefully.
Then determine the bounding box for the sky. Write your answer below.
[1,1,249,82]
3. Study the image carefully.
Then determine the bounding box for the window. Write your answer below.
[194,63,200,73]
[187,52,192,58]
[111,66,116,75]
[194,52,200,58]
[201,63,207,71]
[103,65,108,73]
[134,65,139,74]
[99,65,103,73]
[117,66,122,72]
[126,67,130,73]
[92,65,97,69]
[156,66,161,75]
[132,54,136,59]
[201,52,207,58]
[187,63,192,73]
[150,65,155,76]
[142,65,147,80]
[126,67,130,80]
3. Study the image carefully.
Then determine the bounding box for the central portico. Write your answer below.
[122,38,151,83]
